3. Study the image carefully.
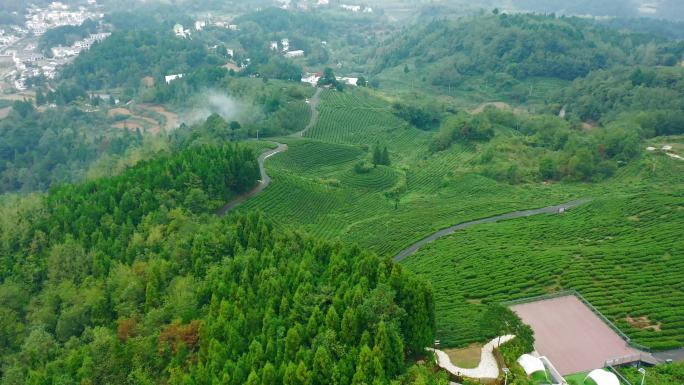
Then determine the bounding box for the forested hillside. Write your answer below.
[0,143,438,384]
[0,102,143,193]
[372,14,684,87]
[60,29,225,90]
[559,66,684,125]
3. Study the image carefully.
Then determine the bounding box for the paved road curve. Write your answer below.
[393,198,591,262]
[216,142,288,216]
[653,348,684,363]
[216,88,323,216]
[292,88,322,137]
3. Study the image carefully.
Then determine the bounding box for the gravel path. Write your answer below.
[428,335,516,379]
[393,199,591,262]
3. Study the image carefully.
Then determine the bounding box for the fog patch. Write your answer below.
[180,90,260,126]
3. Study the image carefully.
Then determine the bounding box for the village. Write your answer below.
[0,1,107,92]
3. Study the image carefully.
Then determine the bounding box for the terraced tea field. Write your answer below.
[237,87,684,352]
[402,156,684,349]
[240,89,587,256]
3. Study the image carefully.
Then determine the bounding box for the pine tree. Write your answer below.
[381,147,390,165]
[261,362,276,385]
[246,370,260,385]
[372,145,382,166]
[373,321,404,377]
[325,306,340,331]
[285,327,301,359]
[313,347,333,385]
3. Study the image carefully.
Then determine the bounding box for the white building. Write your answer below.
[337,76,358,86]
[195,20,206,31]
[285,50,304,58]
[228,24,238,31]
[165,74,184,84]
[281,38,290,52]
[270,41,279,51]
[301,73,321,86]
[173,24,190,39]
[341,4,362,12]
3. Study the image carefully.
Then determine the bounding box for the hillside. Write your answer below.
[2,5,684,385]
[0,143,438,384]
[370,14,684,104]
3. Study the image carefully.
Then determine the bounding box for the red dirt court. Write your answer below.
[510,295,638,375]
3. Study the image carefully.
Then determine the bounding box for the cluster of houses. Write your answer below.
[173,18,238,39]
[275,1,372,13]
[6,30,110,90]
[25,1,103,36]
[51,32,110,58]
[277,0,369,11]
[0,1,106,91]
[340,4,373,13]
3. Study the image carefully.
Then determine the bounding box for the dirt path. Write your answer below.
[291,88,322,137]
[138,104,180,131]
[217,88,322,215]
[393,199,591,262]
[429,335,516,379]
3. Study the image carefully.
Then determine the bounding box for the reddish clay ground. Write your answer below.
[510,295,638,375]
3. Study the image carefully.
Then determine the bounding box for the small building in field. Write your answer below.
[165,74,184,84]
[585,369,620,385]
[301,72,321,86]
[173,24,189,39]
[337,76,358,86]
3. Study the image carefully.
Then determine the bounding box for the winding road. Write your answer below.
[393,198,591,262]
[217,88,591,268]
[216,88,323,216]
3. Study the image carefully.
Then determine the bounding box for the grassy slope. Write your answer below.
[402,152,684,349]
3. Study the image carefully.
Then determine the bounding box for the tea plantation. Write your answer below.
[402,154,684,350]
[239,88,684,351]
[240,90,586,255]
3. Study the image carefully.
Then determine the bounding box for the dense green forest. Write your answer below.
[60,29,225,90]
[0,142,440,384]
[38,19,100,54]
[0,102,142,194]
[558,66,684,125]
[372,14,684,89]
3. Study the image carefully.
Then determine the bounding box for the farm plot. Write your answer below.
[306,89,428,153]
[511,295,639,375]
[401,165,684,350]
